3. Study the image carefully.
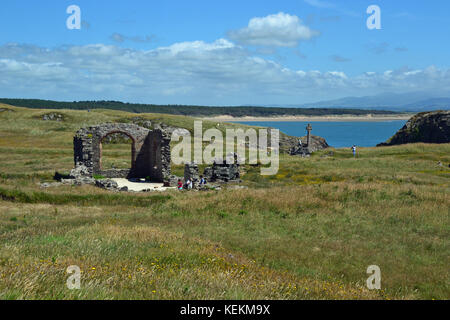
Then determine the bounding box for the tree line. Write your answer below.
[0,99,399,117]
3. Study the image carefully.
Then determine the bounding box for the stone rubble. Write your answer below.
[95,179,119,191]
[42,113,64,121]
[184,162,200,183]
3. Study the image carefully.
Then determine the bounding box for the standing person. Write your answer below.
[199,175,206,186]
[352,145,357,158]
[177,179,183,190]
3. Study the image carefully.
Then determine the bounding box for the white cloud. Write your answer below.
[157,39,235,55]
[0,42,449,105]
[0,59,70,79]
[227,12,320,47]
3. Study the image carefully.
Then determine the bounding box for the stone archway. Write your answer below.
[73,123,172,182]
[99,131,137,171]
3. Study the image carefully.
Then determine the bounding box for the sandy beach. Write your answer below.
[201,114,413,122]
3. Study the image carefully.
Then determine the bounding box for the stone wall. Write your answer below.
[203,160,240,182]
[98,169,131,179]
[143,129,171,182]
[184,163,199,182]
[73,123,171,182]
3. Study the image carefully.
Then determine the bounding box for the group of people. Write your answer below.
[177,175,207,190]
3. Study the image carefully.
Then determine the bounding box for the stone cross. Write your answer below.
[306,123,312,148]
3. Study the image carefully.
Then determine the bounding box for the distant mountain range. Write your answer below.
[277,92,450,112]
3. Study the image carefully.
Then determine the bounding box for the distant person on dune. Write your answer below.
[352,145,357,158]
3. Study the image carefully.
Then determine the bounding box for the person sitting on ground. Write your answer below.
[199,175,207,186]
[177,179,183,190]
[185,178,192,190]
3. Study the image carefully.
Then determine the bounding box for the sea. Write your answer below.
[233,120,407,148]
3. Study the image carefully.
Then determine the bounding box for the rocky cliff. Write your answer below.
[378,110,450,146]
[278,132,329,153]
[248,127,329,154]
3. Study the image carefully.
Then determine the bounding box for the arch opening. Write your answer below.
[99,131,136,174]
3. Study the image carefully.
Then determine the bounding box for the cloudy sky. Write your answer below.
[0,0,449,105]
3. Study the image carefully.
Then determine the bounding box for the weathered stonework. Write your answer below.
[73,123,171,182]
[184,163,200,182]
[203,156,240,182]
[95,179,119,191]
[288,124,329,156]
[208,163,240,182]
[41,113,64,121]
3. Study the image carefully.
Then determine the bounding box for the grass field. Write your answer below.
[0,104,449,300]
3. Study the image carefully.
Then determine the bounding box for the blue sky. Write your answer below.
[0,0,449,105]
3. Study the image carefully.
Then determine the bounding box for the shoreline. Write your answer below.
[201,114,413,122]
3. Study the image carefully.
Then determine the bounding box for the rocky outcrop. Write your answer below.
[41,113,64,121]
[258,127,329,154]
[377,110,450,146]
[282,134,329,155]
[95,179,119,191]
[297,135,329,153]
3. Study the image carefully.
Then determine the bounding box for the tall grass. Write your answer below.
[0,105,448,300]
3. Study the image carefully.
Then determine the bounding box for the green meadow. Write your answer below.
[0,104,448,300]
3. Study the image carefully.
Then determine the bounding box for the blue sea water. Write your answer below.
[234,121,407,148]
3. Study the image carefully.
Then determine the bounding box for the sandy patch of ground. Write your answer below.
[201,114,413,122]
[112,178,175,192]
